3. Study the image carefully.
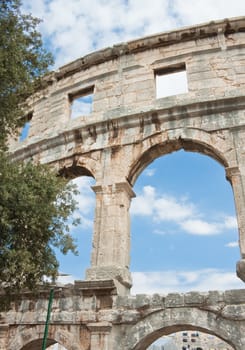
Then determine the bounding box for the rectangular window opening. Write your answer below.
[19,112,32,142]
[155,64,188,99]
[69,87,94,119]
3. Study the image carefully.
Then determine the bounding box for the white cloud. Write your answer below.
[50,269,245,294]
[72,177,95,214]
[131,185,196,222]
[225,241,239,248]
[224,215,238,229]
[154,195,195,222]
[181,216,238,236]
[22,0,245,68]
[56,273,77,285]
[131,268,244,294]
[172,0,245,26]
[131,185,237,236]
[70,177,95,230]
[21,0,177,68]
[180,219,221,235]
[144,168,156,177]
[130,185,155,216]
[70,95,93,119]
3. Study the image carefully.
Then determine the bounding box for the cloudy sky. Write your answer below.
[21,0,245,294]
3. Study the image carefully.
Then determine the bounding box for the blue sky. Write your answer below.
[21,0,245,294]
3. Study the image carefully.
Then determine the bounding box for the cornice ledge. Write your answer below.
[10,95,245,163]
[49,17,245,81]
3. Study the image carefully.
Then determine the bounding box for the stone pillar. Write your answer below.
[226,166,245,282]
[87,322,112,350]
[86,181,135,293]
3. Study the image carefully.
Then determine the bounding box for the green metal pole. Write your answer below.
[42,288,54,350]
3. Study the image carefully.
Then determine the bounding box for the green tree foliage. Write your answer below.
[0,0,53,148]
[0,0,80,297]
[0,154,79,292]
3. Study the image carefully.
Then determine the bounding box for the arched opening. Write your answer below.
[127,309,239,350]
[21,339,68,350]
[128,137,229,187]
[14,324,83,350]
[148,330,234,350]
[55,163,96,283]
[130,148,243,294]
[124,304,241,350]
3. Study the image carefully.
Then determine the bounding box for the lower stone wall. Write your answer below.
[1,282,245,350]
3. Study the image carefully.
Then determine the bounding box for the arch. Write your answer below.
[124,308,237,350]
[128,128,232,186]
[127,126,245,282]
[21,338,56,350]
[59,163,94,179]
[8,325,82,350]
[57,155,96,180]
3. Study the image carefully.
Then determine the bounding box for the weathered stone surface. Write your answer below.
[8,16,245,289]
[3,17,245,349]
[1,286,245,349]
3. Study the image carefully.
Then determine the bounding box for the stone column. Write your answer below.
[226,166,245,282]
[86,181,135,293]
[87,322,112,350]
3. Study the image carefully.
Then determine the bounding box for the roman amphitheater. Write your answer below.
[1,16,245,350]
